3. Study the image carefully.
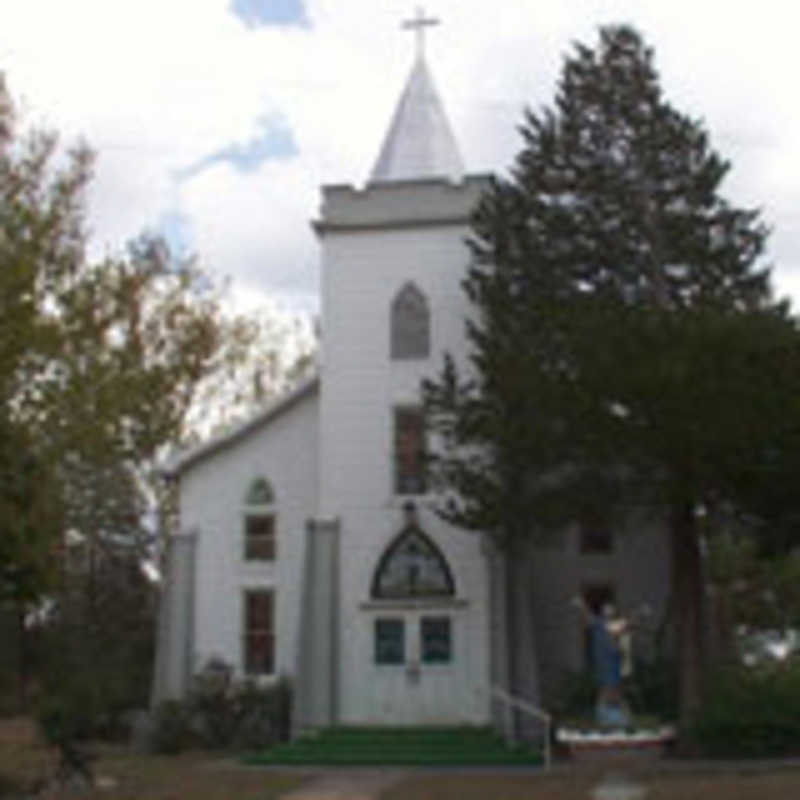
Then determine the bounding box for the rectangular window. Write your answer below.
[421,616,451,664]
[244,590,275,675]
[375,618,405,665]
[579,513,613,554]
[394,407,426,495]
[245,514,275,560]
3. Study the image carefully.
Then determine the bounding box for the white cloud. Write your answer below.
[3,0,800,311]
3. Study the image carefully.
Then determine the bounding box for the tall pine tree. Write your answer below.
[424,25,800,734]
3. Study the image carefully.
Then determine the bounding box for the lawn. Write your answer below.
[0,717,307,800]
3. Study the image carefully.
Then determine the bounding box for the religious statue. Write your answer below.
[572,595,650,727]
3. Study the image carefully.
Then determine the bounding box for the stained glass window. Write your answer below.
[375,618,405,664]
[391,283,430,360]
[372,527,455,599]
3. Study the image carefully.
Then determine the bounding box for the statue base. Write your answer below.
[556,725,675,765]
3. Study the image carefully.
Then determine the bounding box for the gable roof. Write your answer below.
[162,372,319,479]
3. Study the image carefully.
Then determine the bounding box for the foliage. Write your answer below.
[551,670,598,720]
[690,663,800,757]
[0,74,236,606]
[150,659,292,754]
[0,74,315,712]
[0,417,62,607]
[36,550,156,740]
[151,700,194,755]
[422,25,800,729]
[36,692,95,784]
[552,658,678,726]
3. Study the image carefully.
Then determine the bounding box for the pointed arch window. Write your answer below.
[390,282,430,360]
[371,524,455,599]
[243,477,276,561]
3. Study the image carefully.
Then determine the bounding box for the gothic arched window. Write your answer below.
[371,525,455,599]
[390,283,430,360]
[243,477,275,561]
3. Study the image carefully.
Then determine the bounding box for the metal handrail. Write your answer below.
[489,685,552,770]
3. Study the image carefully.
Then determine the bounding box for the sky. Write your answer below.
[2,0,799,316]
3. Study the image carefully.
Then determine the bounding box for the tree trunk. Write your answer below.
[670,501,705,736]
[504,547,520,740]
[504,541,541,742]
[16,600,27,709]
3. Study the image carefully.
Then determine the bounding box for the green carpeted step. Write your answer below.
[244,725,543,766]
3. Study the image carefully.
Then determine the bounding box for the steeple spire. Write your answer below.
[369,9,464,184]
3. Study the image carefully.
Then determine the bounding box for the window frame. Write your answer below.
[393,406,427,496]
[390,282,430,360]
[374,617,406,665]
[420,615,452,664]
[243,588,276,677]
[243,478,276,562]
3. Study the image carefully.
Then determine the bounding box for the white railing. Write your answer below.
[488,685,552,771]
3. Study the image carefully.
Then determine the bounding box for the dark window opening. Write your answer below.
[579,512,613,554]
[244,590,275,675]
[421,616,452,664]
[245,514,275,560]
[375,618,405,664]
[394,407,426,495]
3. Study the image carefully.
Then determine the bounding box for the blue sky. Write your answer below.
[176,115,298,181]
[230,0,309,28]
[2,0,798,315]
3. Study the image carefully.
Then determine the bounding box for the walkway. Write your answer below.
[278,769,407,800]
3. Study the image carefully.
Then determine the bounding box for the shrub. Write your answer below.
[150,700,193,754]
[36,694,95,783]
[233,676,292,750]
[552,670,597,721]
[150,659,293,753]
[626,657,678,720]
[690,663,800,757]
[187,658,240,748]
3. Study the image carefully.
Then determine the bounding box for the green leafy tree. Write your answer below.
[423,26,800,733]
[0,74,312,713]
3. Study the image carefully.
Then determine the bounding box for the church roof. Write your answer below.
[162,372,319,478]
[370,54,464,183]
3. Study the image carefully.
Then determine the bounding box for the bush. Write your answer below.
[552,670,597,721]
[149,659,293,754]
[690,663,800,757]
[150,700,193,755]
[626,657,678,720]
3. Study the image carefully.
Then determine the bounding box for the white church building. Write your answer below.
[153,17,671,731]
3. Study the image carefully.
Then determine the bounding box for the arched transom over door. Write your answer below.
[371,525,455,599]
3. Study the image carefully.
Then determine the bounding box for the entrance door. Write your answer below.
[368,610,461,724]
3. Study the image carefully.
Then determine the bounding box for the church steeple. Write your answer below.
[369,8,464,184]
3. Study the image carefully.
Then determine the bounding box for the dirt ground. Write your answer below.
[382,769,800,800]
[6,717,800,800]
[0,717,306,800]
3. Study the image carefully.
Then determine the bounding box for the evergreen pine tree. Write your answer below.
[424,25,800,734]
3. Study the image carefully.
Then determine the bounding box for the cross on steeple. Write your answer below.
[402,6,440,60]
